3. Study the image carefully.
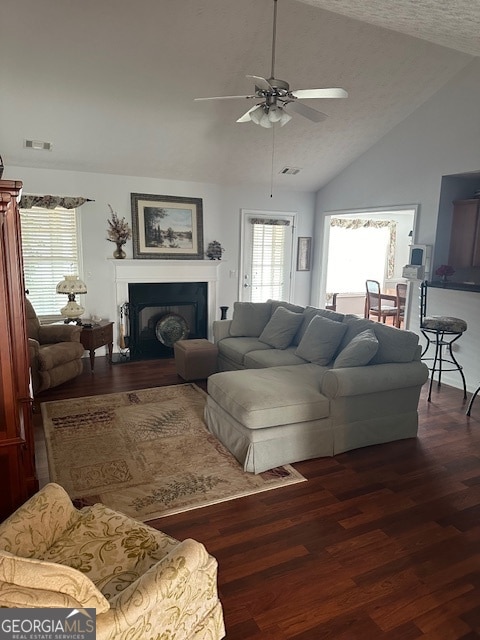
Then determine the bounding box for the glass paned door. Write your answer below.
[240,211,295,302]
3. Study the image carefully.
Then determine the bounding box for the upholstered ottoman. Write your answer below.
[204,364,332,473]
[174,338,218,381]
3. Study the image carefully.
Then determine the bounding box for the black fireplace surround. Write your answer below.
[128,282,208,360]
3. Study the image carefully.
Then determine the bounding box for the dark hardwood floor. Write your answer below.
[35,357,480,639]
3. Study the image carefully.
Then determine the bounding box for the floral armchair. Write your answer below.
[0,483,225,640]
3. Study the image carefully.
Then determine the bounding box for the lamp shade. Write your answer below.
[56,275,87,295]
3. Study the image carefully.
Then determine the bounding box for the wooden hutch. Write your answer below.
[0,179,38,520]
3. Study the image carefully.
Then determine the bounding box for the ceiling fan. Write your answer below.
[194,0,348,128]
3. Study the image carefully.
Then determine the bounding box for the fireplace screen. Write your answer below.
[128,282,207,360]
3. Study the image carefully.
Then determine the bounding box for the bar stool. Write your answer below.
[420,281,467,402]
[467,384,480,416]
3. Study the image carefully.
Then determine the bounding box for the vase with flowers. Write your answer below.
[435,264,455,285]
[106,204,132,259]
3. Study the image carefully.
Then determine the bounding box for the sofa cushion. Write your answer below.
[38,341,85,371]
[229,302,272,337]
[294,305,345,345]
[218,337,271,366]
[333,329,378,368]
[340,316,419,364]
[259,306,304,349]
[207,364,330,429]
[244,346,308,369]
[295,315,347,365]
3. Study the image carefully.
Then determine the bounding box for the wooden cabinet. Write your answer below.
[0,180,38,521]
[448,199,480,268]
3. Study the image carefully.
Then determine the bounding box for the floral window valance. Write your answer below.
[331,217,397,278]
[19,195,94,210]
[249,217,291,226]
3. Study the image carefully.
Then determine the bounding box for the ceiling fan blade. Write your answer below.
[236,105,262,123]
[246,75,273,92]
[291,88,348,99]
[194,95,256,101]
[287,101,328,123]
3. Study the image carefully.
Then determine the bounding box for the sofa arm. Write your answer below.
[322,362,429,399]
[38,324,82,344]
[105,539,223,638]
[213,319,232,343]
[0,483,80,558]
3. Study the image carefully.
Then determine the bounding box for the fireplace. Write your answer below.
[128,282,208,360]
[111,259,220,356]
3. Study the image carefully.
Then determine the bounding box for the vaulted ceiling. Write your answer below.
[1,0,476,191]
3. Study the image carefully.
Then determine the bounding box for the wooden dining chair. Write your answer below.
[365,279,398,323]
[395,282,407,328]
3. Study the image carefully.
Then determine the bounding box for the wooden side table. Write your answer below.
[80,321,114,372]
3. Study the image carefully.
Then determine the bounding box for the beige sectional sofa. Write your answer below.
[204,300,429,473]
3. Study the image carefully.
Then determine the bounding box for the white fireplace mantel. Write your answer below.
[111,259,221,342]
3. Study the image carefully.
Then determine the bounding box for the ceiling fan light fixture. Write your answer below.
[259,111,273,128]
[249,105,265,125]
[267,105,283,122]
[276,108,292,127]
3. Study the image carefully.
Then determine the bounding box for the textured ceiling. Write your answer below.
[0,0,475,192]
[299,0,480,56]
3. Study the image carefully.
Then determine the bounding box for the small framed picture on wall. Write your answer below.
[297,237,312,271]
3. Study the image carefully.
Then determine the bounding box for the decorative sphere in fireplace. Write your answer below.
[155,313,189,347]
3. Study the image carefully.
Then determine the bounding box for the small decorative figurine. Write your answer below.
[206,240,224,260]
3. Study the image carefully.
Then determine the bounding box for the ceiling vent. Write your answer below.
[24,139,52,151]
[279,166,301,175]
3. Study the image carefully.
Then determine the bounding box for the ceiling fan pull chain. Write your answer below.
[270,124,276,198]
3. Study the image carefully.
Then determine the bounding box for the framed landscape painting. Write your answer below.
[131,193,204,259]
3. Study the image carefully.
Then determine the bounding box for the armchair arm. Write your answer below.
[28,337,40,358]
[104,539,222,638]
[0,483,80,558]
[322,362,429,399]
[213,320,232,343]
[38,324,82,344]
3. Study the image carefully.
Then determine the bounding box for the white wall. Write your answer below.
[7,166,315,350]
[313,58,480,392]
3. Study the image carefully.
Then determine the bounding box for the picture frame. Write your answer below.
[131,193,204,259]
[296,236,312,271]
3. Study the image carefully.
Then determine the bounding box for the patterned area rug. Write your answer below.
[41,384,306,522]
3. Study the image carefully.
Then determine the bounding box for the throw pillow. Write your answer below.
[295,315,347,365]
[339,315,419,364]
[229,302,272,337]
[293,305,345,345]
[259,306,304,349]
[333,329,379,368]
[267,299,305,315]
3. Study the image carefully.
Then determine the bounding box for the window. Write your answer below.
[20,206,82,320]
[326,220,393,294]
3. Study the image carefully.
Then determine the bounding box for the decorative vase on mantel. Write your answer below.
[113,243,126,259]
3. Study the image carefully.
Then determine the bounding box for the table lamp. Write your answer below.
[56,275,87,324]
